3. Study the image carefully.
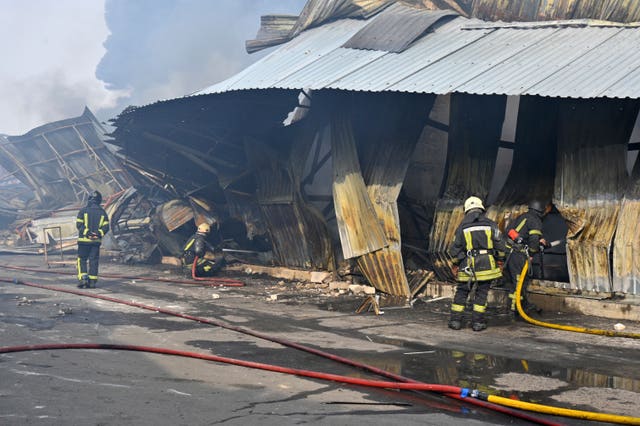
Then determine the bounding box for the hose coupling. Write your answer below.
[471,389,489,400]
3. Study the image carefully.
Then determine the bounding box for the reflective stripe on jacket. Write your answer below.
[76,202,110,244]
[506,211,543,253]
[450,211,506,282]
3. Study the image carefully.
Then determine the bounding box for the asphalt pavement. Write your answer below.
[1,254,639,425]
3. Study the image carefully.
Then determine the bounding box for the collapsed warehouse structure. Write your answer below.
[106,0,640,303]
[0,108,135,252]
[0,108,234,264]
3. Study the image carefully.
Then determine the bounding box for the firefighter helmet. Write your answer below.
[528,200,545,213]
[464,196,485,213]
[197,223,211,234]
[88,190,102,205]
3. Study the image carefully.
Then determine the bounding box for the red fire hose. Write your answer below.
[0,262,243,287]
[0,277,562,425]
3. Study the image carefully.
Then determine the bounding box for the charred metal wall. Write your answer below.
[321,91,435,298]
[399,95,449,266]
[428,93,507,280]
[614,158,640,294]
[555,98,640,293]
[246,130,332,270]
[485,95,558,247]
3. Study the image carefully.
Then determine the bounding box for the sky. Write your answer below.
[0,0,306,136]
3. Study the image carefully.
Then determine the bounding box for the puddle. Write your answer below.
[344,345,640,416]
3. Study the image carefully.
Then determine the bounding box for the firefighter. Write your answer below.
[182,223,225,277]
[76,190,109,288]
[448,196,507,331]
[503,200,549,318]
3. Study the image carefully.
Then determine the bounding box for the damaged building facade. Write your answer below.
[105,0,640,303]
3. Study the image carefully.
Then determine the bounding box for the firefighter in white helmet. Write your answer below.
[182,223,225,276]
[448,196,507,331]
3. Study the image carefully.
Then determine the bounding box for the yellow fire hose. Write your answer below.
[488,260,640,425]
[515,260,640,338]
[485,393,640,425]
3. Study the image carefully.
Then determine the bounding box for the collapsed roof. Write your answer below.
[0,107,135,212]
[110,0,640,300]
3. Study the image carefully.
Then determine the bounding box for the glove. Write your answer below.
[88,232,99,240]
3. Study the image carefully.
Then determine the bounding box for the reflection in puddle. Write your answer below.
[344,344,639,415]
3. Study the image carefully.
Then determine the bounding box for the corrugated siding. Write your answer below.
[352,92,434,297]
[613,151,640,295]
[261,204,313,268]
[428,94,506,280]
[198,14,640,99]
[331,113,388,259]
[554,98,639,292]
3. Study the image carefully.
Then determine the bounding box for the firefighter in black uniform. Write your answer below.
[182,223,225,277]
[504,200,549,318]
[449,196,507,331]
[76,190,109,288]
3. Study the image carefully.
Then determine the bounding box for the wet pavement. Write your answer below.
[0,254,639,425]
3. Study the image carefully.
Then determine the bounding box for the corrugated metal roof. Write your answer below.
[198,14,640,99]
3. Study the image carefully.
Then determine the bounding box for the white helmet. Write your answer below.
[197,223,211,234]
[464,196,485,213]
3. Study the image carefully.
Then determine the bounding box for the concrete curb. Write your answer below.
[421,280,640,322]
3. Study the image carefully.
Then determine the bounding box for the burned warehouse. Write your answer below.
[2,0,640,306]
[2,2,640,424]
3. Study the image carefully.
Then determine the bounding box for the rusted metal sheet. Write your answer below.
[554,98,640,293]
[352,92,436,298]
[158,199,194,232]
[613,168,640,294]
[331,112,388,259]
[471,0,640,22]
[357,245,408,297]
[260,204,314,268]
[428,94,507,280]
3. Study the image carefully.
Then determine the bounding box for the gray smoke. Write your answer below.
[97,0,306,122]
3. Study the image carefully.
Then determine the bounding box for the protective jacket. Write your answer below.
[505,210,543,253]
[450,210,506,282]
[182,232,216,265]
[76,201,109,244]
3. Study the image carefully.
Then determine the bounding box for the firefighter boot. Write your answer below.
[78,274,89,289]
[472,321,487,332]
[448,315,462,330]
[88,279,97,289]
